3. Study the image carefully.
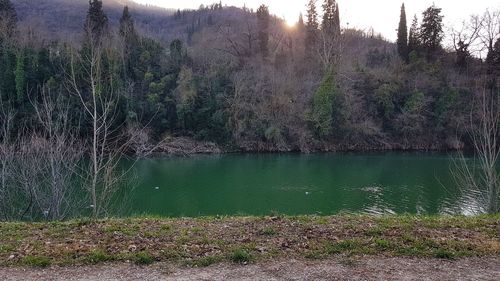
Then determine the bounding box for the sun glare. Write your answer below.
[285,18,296,28]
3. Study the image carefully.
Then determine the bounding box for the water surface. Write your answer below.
[125,153,479,217]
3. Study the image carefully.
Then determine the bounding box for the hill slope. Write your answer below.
[12,0,174,42]
[12,0,248,44]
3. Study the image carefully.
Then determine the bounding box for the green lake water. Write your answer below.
[124,153,481,217]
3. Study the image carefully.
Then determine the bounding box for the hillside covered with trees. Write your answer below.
[1,0,499,155]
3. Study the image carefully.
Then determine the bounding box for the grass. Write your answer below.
[22,256,51,267]
[0,214,498,267]
[85,250,113,264]
[229,248,252,264]
[260,227,277,236]
[134,251,155,265]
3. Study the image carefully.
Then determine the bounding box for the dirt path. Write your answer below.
[1,257,499,281]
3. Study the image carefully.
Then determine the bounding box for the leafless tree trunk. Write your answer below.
[452,83,500,214]
[1,86,87,221]
[29,85,85,220]
[0,102,15,221]
[66,25,138,219]
[479,10,499,56]
[317,29,343,71]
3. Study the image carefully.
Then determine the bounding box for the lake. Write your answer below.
[124,152,481,217]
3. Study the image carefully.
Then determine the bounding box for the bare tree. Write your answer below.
[29,85,85,220]
[449,15,483,68]
[1,85,87,221]
[479,9,500,56]
[66,20,140,218]
[452,83,500,214]
[316,28,343,71]
[0,102,15,221]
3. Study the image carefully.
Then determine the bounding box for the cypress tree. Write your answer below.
[420,4,443,60]
[119,6,139,80]
[14,50,25,102]
[298,13,305,30]
[256,5,270,57]
[119,6,136,39]
[408,15,420,58]
[83,0,109,47]
[397,3,408,62]
[322,0,340,36]
[322,0,335,31]
[333,3,340,36]
[0,47,15,101]
[305,0,319,56]
[0,0,17,40]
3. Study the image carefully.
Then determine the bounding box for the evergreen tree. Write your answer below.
[305,0,319,56]
[298,13,305,30]
[321,0,340,36]
[408,15,420,57]
[486,38,500,88]
[397,3,408,62]
[119,6,136,39]
[309,70,342,138]
[420,4,443,60]
[0,46,15,101]
[83,0,108,47]
[256,5,270,57]
[175,66,197,131]
[0,0,17,40]
[322,0,335,31]
[14,50,25,102]
[455,40,470,71]
[170,39,186,70]
[298,13,304,26]
[333,3,340,35]
[119,6,139,80]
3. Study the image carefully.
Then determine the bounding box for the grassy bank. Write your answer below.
[0,215,499,267]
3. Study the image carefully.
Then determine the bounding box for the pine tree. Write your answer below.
[321,0,340,36]
[84,0,109,47]
[119,6,140,80]
[305,0,319,56]
[322,0,335,31]
[298,13,305,30]
[408,15,420,58]
[0,46,15,101]
[14,50,25,102]
[397,3,408,62]
[119,6,136,39]
[455,40,470,70]
[0,0,17,40]
[256,5,270,57]
[420,4,443,60]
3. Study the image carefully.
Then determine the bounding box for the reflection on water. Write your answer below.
[118,153,484,217]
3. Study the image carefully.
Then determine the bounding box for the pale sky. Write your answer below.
[133,0,499,41]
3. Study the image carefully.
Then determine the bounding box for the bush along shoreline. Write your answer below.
[1,215,498,267]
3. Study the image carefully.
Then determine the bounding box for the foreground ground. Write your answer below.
[1,257,499,281]
[0,215,499,279]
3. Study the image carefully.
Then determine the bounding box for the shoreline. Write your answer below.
[139,136,467,156]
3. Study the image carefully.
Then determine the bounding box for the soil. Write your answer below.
[1,257,499,281]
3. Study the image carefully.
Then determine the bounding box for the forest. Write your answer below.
[0,0,499,220]
[1,0,499,152]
